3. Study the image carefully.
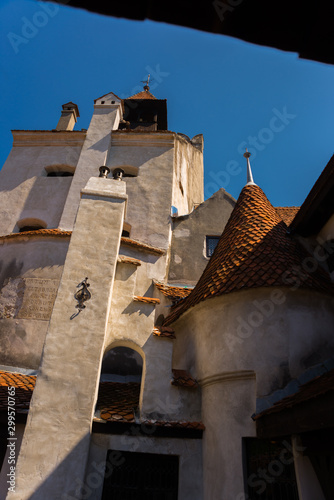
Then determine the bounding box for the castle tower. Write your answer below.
[0,83,208,500]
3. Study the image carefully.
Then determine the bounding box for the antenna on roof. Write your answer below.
[243,149,256,186]
[141,74,152,91]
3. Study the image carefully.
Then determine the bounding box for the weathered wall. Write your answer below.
[171,286,334,499]
[172,287,334,395]
[84,433,203,500]
[168,188,235,285]
[0,237,69,369]
[105,260,201,422]
[59,105,122,230]
[106,132,175,249]
[172,134,204,216]
[9,178,127,500]
[0,132,85,234]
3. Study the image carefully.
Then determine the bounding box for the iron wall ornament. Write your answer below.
[74,277,91,311]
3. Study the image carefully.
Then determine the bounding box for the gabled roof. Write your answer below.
[94,91,122,103]
[127,89,157,100]
[164,184,334,325]
[275,206,299,225]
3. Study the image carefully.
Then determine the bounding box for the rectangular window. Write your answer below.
[244,438,299,500]
[206,236,220,258]
[102,450,179,500]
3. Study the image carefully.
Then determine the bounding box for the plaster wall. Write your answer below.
[0,238,69,369]
[60,105,122,231]
[84,432,203,500]
[201,376,256,499]
[9,179,127,500]
[0,138,84,234]
[172,287,334,397]
[106,132,175,249]
[172,135,204,216]
[105,263,201,421]
[0,423,25,500]
[292,436,325,500]
[168,188,235,285]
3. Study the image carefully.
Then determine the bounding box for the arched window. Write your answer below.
[96,346,143,422]
[44,165,75,177]
[16,218,47,233]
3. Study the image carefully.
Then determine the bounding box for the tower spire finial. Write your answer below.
[243,148,256,186]
[141,74,151,91]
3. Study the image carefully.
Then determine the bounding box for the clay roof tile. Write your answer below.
[164,184,334,325]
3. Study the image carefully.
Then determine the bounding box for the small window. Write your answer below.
[122,222,131,238]
[101,101,105,104]
[47,171,73,177]
[17,218,47,233]
[206,236,220,258]
[19,225,45,232]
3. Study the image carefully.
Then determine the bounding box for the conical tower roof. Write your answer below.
[164,183,334,325]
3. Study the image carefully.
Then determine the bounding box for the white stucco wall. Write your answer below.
[0,132,85,234]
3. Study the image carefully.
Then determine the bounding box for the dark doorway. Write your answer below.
[244,438,299,499]
[101,450,179,500]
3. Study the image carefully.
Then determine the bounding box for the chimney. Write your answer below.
[56,102,80,131]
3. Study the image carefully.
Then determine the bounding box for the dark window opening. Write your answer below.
[206,236,220,258]
[47,171,73,177]
[244,438,299,500]
[101,101,105,104]
[19,225,45,232]
[102,450,179,500]
[122,230,130,237]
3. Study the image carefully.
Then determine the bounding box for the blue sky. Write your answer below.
[1,0,334,207]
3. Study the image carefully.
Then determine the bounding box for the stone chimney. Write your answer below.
[56,102,80,131]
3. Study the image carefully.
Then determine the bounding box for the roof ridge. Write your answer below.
[127,89,157,100]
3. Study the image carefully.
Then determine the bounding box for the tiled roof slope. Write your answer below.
[164,184,334,325]
[0,371,35,411]
[98,382,140,422]
[154,281,192,300]
[275,206,299,225]
[254,368,334,419]
[127,90,157,100]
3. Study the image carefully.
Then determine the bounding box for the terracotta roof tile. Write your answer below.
[154,281,193,300]
[254,368,334,419]
[275,206,300,225]
[0,371,36,411]
[0,372,204,430]
[153,326,176,339]
[171,369,199,388]
[127,90,157,100]
[98,382,140,422]
[164,184,334,325]
[0,229,72,241]
[133,296,160,305]
[121,237,165,255]
[117,255,141,266]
